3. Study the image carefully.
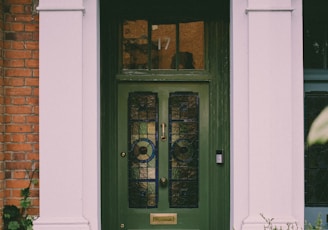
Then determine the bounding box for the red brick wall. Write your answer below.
[0,0,4,228]
[2,0,39,227]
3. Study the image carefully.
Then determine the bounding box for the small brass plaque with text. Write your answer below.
[150,213,177,225]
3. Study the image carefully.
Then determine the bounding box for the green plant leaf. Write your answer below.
[32,178,38,185]
[20,198,31,208]
[2,168,39,230]
[21,187,30,198]
[21,217,33,229]
[3,205,20,219]
[3,213,11,219]
[8,221,20,230]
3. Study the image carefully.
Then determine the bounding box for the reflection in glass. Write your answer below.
[303,24,328,69]
[129,182,157,208]
[122,20,204,70]
[171,52,195,69]
[305,92,328,206]
[178,21,204,69]
[123,20,158,69]
[151,24,176,69]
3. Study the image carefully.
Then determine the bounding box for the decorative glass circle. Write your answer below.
[132,138,155,162]
[172,139,194,162]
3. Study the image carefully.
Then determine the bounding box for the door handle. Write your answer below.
[160,177,168,187]
[161,122,166,141]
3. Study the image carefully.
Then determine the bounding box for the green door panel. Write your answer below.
[117,82,209,230]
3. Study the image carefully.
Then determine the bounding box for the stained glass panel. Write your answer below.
[128,92,158,208]
[168,92,199,208]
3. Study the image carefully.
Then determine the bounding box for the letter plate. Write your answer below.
[150,213,177,225]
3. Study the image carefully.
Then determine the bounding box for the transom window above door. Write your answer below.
[122,20,204,70]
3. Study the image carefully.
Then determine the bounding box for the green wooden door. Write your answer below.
[117,82,209,229]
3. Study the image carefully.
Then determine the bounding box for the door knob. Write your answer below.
[160,177,168,187]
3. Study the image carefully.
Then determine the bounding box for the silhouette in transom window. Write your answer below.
[171,52,195,69]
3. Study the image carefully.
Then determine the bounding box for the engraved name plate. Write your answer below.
[150,213,177,225]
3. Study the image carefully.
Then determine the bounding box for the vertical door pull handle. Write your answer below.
[161,123,166,141]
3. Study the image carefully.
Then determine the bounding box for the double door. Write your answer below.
[117,82,209,229]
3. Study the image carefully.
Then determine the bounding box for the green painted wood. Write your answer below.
[117,83,209,229]
[100,14,120,229]
[100,7,230,229]
[207,20,230,230]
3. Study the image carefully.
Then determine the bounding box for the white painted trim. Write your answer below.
[231,0,304,229]
[37,0,85,14]
[34,217,90,229]
[81,0,101,229]
[35,0,99,229]
[230,0,250,229]
[37,0,83,10]
[245,8,294,14]
[37,8,85,13]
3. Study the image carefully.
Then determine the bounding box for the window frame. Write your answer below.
[117,19,211,81]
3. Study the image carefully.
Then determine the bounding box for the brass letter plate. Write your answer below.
[150,213,177,225]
